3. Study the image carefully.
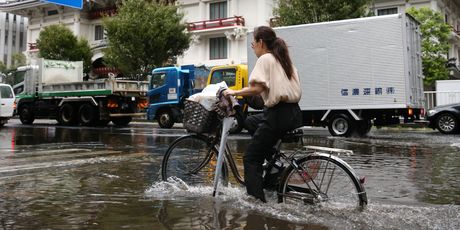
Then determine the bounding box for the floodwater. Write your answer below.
[0,119,459,229]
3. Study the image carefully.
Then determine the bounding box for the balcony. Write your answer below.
[88,7,117,20]
[187,16,245,32]
[91,39,108,50]
[28,42,38,51]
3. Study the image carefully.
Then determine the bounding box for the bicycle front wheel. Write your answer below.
[161,134,223,186]
[279,154,367,209]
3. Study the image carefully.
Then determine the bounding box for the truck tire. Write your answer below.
[112,116,132,126]
[355,120,372,136]
[158,110,174,128]
[58,103,78,126]
[78,103,98,126]
[328,113,355,137]
[19,104,35,125]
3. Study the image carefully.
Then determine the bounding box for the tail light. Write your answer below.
[408,108,413,116]
[107,99,119,108]
[137,99,148,109]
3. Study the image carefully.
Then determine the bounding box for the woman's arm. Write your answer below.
[225,82,265,97]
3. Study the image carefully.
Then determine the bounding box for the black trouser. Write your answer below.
[243,103,302,202]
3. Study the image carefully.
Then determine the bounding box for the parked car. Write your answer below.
[426,103,460,134]
[0,83,15,127]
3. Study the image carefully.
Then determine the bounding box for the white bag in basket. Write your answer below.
[188,81,228,111]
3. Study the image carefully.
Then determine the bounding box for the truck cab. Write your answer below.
[207,64,248,92]
[147,65,200,128]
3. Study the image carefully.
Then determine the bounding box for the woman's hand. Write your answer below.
[224,88,236,96]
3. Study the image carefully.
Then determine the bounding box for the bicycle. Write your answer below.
[161,101,368,209]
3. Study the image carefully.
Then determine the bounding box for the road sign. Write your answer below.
[43,0,83,9]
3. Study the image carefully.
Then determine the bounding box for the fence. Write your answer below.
[424,91,460,110]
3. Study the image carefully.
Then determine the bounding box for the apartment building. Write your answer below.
[0,11,27,68]
[371,0,460,78]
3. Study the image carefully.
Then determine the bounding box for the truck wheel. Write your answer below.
[112,116,132,126]
[58,103,78,126]
[355,120,372,136]
[19,104,35,125]
[436,113,458,134]
[158,110,174,128]
[78,103,98,126]
[328,114,355,137]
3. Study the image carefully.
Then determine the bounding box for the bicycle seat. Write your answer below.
[281,129,303,143]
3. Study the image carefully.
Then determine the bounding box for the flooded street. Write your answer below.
[0,119,459,229]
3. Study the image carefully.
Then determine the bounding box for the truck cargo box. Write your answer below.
[248,14,424,110]
[247,14,425,136]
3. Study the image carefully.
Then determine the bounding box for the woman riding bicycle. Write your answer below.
[224,26,303,202]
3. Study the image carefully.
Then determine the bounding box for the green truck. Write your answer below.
[12,58,148,126]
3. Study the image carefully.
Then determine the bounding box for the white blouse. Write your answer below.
[249,53,302,108]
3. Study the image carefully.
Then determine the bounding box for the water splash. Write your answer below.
[145,178,460,229]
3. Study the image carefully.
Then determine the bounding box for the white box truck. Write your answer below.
[248,14,425,136]
[11,58,148,126]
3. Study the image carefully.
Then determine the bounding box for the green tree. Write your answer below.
[11,53,27,69]
[103,0,190,77]
[407,7,451,89]
[274,0,371,26]
[36,24,92,74]
[0,61,6,73]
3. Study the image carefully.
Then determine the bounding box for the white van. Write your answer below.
[0,83,15,127]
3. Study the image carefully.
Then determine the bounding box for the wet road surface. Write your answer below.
[0,119,459,229]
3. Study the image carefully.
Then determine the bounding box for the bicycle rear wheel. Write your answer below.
[161,134,226,186]
[278,154,367,209]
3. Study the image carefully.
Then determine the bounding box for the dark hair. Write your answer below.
[254,26,294,80]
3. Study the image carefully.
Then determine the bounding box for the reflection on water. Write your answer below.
[0,124,459,229]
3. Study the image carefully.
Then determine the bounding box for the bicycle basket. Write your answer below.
[183,100,217,133]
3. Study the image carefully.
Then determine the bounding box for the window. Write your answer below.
[377,7,397,16]
[19,32,24,50]
[210,1,227,20]
[210,68,236,87]
[95,25,104,41]
[47,10,58,16]
[0,86,14,98]
[150,73,167,89]
[210,37,227,60]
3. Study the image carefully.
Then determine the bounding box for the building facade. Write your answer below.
[0,0,118,77]
[0,11,27,68]
[176,0,275,66]
[371,0,460,78]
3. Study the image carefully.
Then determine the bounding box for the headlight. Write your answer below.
[427,109,437,116]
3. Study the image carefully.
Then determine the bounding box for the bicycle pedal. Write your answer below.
[359,176,366,184]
